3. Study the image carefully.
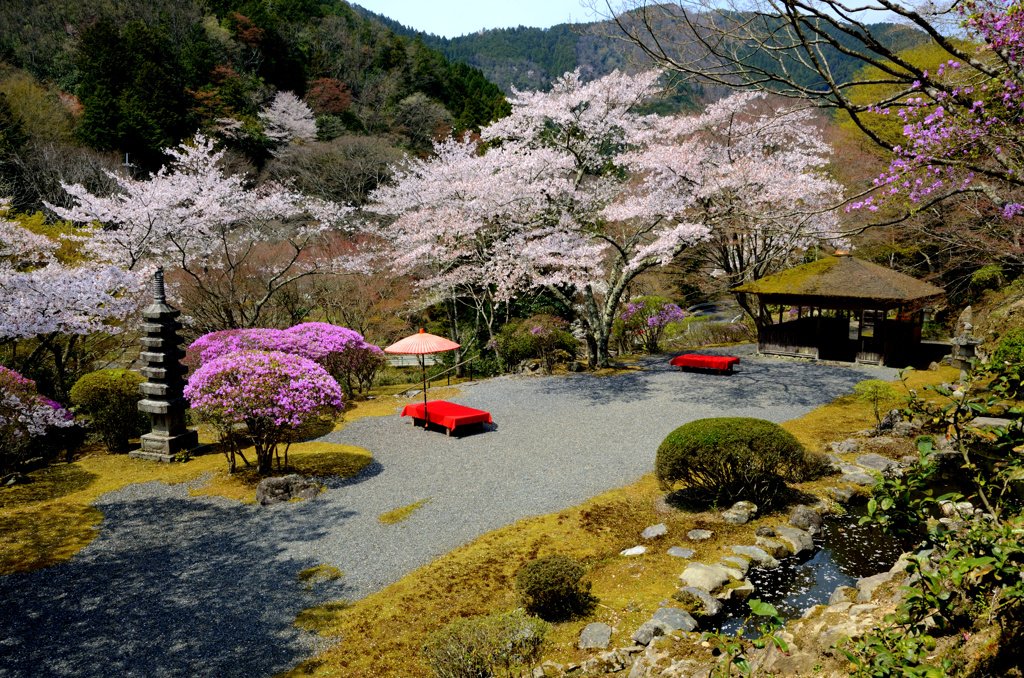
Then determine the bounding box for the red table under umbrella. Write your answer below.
[383,329,460,427]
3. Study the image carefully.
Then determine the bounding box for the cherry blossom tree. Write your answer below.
[47,135,362,331]
[371,71,845,367]
[598,0,1024,224]
[1,365,76,474]
[0,204,146,399]
[259,91,317,147]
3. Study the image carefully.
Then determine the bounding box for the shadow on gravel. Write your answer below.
[537,351,885,411]
[320,458,385,489]
[0,495,355,678]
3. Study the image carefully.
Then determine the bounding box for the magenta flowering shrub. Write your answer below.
[615,297,688,354]
[284,323,386,395]
[184,351,344,474]
[848,0,1024,218]
[186,323,385,397]
[0,366,76,474]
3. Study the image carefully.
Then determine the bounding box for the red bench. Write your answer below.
[670,354,740,375]
[400,401,493,436]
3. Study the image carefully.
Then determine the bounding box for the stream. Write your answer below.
[718,506,907,635]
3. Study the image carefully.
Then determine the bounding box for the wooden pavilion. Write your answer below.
[731,254,945,366]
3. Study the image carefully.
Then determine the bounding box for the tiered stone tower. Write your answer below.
[130,268,200,462]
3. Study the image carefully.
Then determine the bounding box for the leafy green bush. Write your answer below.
[993,328,1024,366]
[422,609,548,678]
[991,328,1024,398]
[493,315,577,372]
[69,369,148,453]
[853,379,901,428]
[515,554,595,622]
[655,417,806,509]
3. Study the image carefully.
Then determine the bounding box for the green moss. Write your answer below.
[298,564,344,590]
[378,498,432,525]
[732,257,839,294]
[294,601,351,632]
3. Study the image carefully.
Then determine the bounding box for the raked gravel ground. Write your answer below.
[0,346,896,678]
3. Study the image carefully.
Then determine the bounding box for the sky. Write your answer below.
[354,0,605,38]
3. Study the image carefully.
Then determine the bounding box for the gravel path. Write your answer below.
[0,347,895,677]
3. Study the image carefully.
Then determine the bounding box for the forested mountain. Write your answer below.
[353,4,928,99]
[0,0,509,209]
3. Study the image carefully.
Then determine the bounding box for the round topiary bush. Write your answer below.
[69,369,148,454]
[655,417,806,509]
[515,554,595,622]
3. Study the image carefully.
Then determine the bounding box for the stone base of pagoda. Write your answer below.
[129,429,204,463]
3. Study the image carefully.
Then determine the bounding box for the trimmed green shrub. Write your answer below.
[515,554,595,622]
[992,329,1024,397]
[422,609,548,678]
[655,417,806,509]
[69,369,148,453]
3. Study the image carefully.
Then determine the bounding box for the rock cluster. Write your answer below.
[553,542,915,678]
[254,474,322,505]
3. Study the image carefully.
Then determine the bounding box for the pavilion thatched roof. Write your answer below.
[732,255,944,309]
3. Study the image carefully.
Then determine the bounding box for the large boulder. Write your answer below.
[788,505,823,536]
[679,562,731,593]
[775,526,814,556]
[579,622,613,649]
[632,619,670,645]
[755,537,791,559]
[731,545,780,569]
[673,587,723,617]
[255,474,321,506]
[652,606,698,632]
[855,453,899,473]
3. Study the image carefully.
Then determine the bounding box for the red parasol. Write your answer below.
[384,329,460,427]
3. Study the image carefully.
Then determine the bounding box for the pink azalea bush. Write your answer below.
[185,322,385,397]
[0,366,76,474]
[616,297,688,354]
[183,351,344,474]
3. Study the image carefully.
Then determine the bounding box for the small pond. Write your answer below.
[717,505,908,635]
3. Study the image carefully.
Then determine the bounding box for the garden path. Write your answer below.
[0,347,896,677]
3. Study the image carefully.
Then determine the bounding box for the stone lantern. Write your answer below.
[130,268,200,462]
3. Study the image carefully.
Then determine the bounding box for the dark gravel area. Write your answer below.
[0,347,895,677]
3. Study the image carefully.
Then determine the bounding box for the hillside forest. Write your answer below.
[0,0,1022,403]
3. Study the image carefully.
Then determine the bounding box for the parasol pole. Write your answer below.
[420,353,428,427]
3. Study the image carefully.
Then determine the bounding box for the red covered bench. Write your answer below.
[400,401,493,436]
[670,354,740,375]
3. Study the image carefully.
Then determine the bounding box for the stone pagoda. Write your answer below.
[130,268,200,462]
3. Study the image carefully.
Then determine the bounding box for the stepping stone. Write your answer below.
[620,546,647,556]
[720,556,749,576]
[717,578,755,601]
[667,547,695,558]
[855,453,898,473]
[642,523,668,539]
[632,619,669,645]
[788,506,822,535]
[679,562,730,593]
[841,472,878,486]
[673,587,723,617]
[731,545,779,569]
[579,622,612,649]
[652,606,698,632]
[755,536,791,559]
[687,529,713,541]
[775,526,814,556]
